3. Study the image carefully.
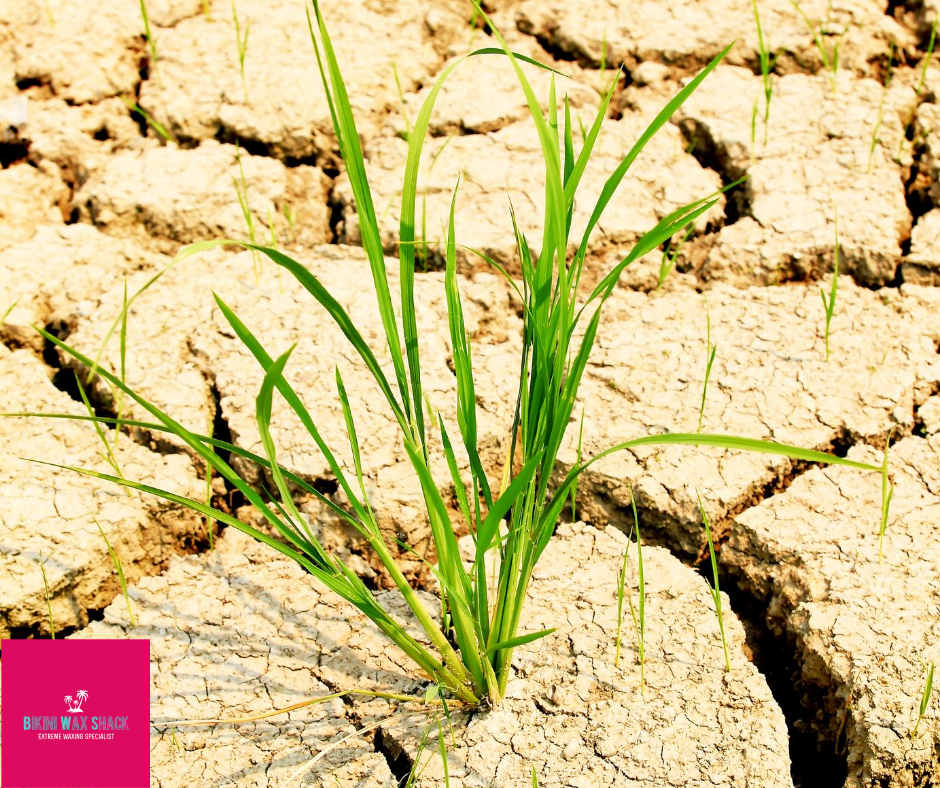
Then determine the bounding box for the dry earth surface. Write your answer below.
[1,0,940,785]
[53,523,794,787]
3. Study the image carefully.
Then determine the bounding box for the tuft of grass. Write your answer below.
[96,518,137,626]
[751,0,777,145]
[867,43,894,174]
[911,661,935,739]
[24,0,885,713]
[40,551,55,638]
[698,296,717,432]
[878,429,895,562]
[696,491,731,672]
[820,217,839,361]
[899,18,938,161]
[139,0,158,68]
[122,97,175,143]
[202,0,211,19]
[790,0,841,92]
[231,0,250,103]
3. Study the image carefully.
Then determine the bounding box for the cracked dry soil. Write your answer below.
[1,0,940,786]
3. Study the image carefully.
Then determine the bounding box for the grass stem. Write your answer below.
[820,216,839,361]
[96,518,137,626]
[696,491,731,672]
[40,551,55,638]
[911,661,935,739]
[698,296,717,432]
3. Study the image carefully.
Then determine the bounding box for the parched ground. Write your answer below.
[1,0,940,785]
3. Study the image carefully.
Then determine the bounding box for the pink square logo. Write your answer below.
[1,639,150,787]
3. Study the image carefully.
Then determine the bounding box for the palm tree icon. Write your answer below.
[74,690,88,712]
[64,695,73,711]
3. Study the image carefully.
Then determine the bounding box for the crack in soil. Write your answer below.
[575,422,890,786]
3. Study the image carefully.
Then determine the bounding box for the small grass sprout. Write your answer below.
[696,490,731,672]
[204,416,216,551]
[570,408,585,521]
[40,550,55,638]
[698,296,717,432]
[139,0,158,68]
[283,203,297,244]
[614,536,628,666]
[231,0,250,103]
[790,0,841,92]
[232,142,260,276]
[393,62,412,141]
[122,97,174,143]
[630,486,646,693]
[25,0,885,715]
[899,18,938,161]
[820,218,839,361]
[751,0,777,145]
[878,429,895,562]
[418,136,453,269]
[911,661,935,739]
[74,372,127,490]
[867,42,894,174]
[96,518,137,626]
[658,225,692,289]
[1,298,18,325]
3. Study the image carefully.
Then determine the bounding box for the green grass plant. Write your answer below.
[698,296,717,432]
[911,661,935,739]
[1,299,17,325]
[657,225,692,290]
[790,0,841,92]
[820,218,839,361]
[867,43,894,174]
[139,0,158,68]
[39,550,55,638]
[614,537,628,666]
[231,0,250,103]
[751,0,777,145]
[122,97,175,143]
[232,143,260,276]
[878,430,895,562]
[899,19,938,161]
[570,408,585,521]
[26,0,885,712]
[629,486,646,692]
[393,62,412,141]
[696,491,730,672]
[96,518,137,626]
[283,203,297,244]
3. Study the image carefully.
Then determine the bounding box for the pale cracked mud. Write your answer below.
[46,523,793,787]
[2,0,940,785]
